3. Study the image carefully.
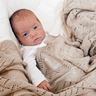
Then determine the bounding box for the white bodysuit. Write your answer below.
[21,42,47,86]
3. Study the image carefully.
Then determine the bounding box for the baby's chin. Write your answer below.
[32,39,43,46]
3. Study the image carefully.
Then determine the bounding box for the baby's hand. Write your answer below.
[37,80,51,91]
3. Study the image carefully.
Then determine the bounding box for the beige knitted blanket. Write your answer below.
[0,40,56,96]
[1,40,96,96]
[1,40,89,96]
[0,40,92,96]
[36,0,96,96]
[36,36,96,96]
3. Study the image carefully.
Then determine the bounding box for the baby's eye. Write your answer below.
[32,24,41,31]
[33,25,38,30]
[23,32,29,37]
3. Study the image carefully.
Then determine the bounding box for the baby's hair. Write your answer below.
[10,9,40,26]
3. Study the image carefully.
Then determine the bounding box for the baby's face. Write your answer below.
[14,15,45,46]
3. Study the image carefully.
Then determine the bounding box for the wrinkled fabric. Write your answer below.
[36,0,96,95]
[0,40,55,96]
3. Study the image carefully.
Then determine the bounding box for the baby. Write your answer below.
[10,9,51,91]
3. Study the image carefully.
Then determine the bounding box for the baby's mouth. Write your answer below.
[35,37,41,41]
[34,37,42,43]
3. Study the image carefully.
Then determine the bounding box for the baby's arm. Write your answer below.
[22,46,51,90]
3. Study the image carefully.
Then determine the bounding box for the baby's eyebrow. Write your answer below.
[31,23,39,28]
[32,23,38,26]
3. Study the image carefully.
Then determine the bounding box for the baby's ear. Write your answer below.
[44,32,59,44]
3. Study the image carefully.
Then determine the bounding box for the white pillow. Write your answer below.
[0,0,19,46]
[0,1,12,42]
[35,0,64,36]
[6,0,41,17]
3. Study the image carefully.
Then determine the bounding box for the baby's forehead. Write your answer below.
[15,11,35,20]
[12,9,36,22]
[12,9,40,26]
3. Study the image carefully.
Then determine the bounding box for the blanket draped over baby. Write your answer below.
[1,0,96,96]
[0,40,57,96]
[36,0,96,95]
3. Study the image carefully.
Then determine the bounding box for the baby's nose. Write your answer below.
[30,32,36,37]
